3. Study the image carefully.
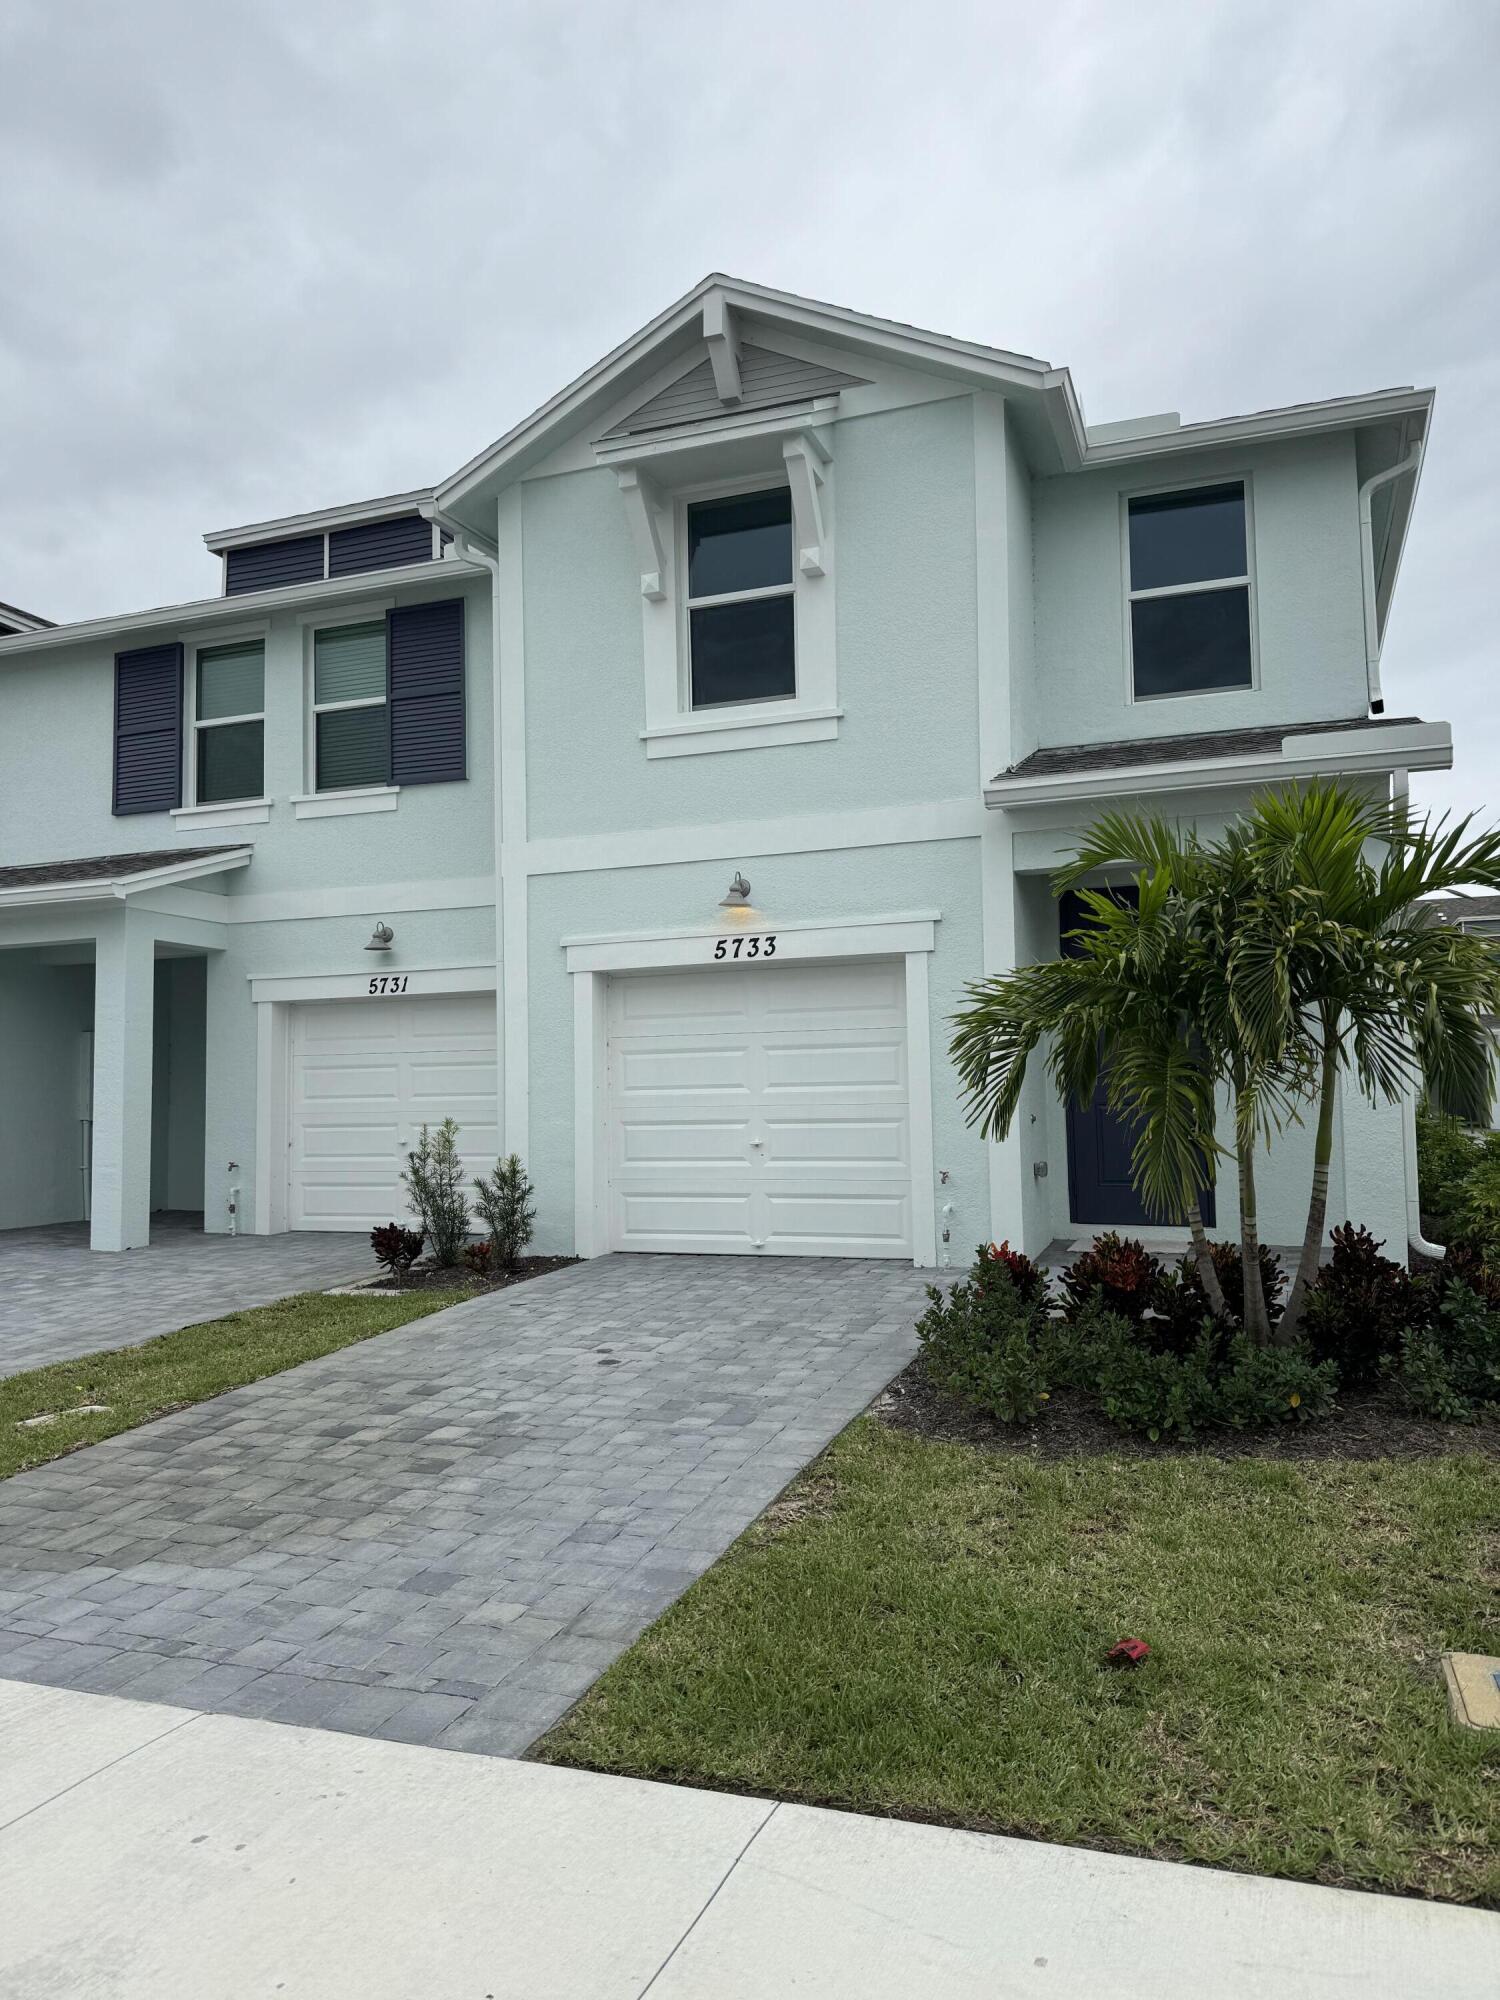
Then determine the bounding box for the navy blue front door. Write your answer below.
[1059,891,1215,1229]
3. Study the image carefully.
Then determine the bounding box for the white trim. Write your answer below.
[296,595,395,628]
[641,706,841,758]
[204,489,434,552]
[170,798,271,829]
[291,786,400,821]
[0,562,483,661]
[904,949,938,1265]
[252,999,287,1235]
[986,721,1453,811]
[702,291,743,404]
[249,960,497,1005]
[615,466,668,600]
[563,910,938,975]
[528,796,982,877]
[136,873,496,927]
[496,485,530,1162]
[572,969,608,1258]
[592,403,837,470]
[0,848,252,910]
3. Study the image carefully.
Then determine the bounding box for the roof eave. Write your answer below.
[985,720,1453,811]
[203,488,436,553]
[0,848,253,910]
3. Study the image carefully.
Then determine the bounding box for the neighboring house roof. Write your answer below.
[1425,894,1500,928]
[1002,714,1423,779]
[0,846,252,905]
[0,599,55,635]
[985,715,1451,810]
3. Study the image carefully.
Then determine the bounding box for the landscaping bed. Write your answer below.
[365,1255,578,1295]
[1,1288,466,1483]
[535,1418,1500,1907]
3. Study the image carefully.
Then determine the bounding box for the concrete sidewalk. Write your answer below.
[1,1680,1494,1998]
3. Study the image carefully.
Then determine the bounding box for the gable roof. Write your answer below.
[1001,714,1424,780]
[602,342,868,439]
[0,845,253,906]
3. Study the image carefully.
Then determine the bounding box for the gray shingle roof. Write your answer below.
[1425,894,1500,926]
[999,714,1422,781]
[0,846,247,892]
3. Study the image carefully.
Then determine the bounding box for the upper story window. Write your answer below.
[685,487,796,708]
[313,622,389,790]
[192,640,264,803]
[1126,481,1253,699]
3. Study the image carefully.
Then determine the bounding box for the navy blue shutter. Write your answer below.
[329,515,433,577]
[387,599,465,785]
[113,643,183,815]
[225,534,325,595]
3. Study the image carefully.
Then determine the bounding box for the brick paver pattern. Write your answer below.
[0,1215,369,1377]
[0,1255,933,1756]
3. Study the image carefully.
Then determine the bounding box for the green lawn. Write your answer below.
[538,1419,1500,1906]
[0,1289,466,1483]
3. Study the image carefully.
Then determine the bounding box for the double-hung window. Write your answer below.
[685,486,796,708]
[193,640,264,803]
[313,621,389,790]
[1127,482,1254,699]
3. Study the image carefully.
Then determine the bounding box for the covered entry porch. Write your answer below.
[0,847,248,1251]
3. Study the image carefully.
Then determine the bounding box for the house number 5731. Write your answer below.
[713,934,776,960]
[367,975,410,995]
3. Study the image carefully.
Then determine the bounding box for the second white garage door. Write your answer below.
[288,992,499,1231]
[606,958,912,1258]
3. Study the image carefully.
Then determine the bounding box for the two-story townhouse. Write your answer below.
[0,276,1449,1267]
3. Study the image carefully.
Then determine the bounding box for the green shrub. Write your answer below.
[1415,1106,1478,1245]
[1058,1232,1165,1322]
[472,1153,537,1271]
[1399,1280,1500,1422]
[1457,1140,1500,1263]
[1091,1321,1336,1441]
[916,1265,1052,1424]
[1301,1223,1423,1388]
[974,1238,1049,1306]
[402,1118,470,1267]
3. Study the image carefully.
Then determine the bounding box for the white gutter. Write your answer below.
[1358,438,1424,714]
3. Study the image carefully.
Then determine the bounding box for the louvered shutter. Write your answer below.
[113,642,183,815]
[387,599,465,785]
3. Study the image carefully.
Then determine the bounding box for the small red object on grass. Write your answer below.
[1106,1637,1151,1667]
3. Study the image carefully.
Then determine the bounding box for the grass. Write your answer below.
[0,1288,467,1483]
[538,1418,1500,1906]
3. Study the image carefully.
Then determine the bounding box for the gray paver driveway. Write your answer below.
[0,1215,369,1377]
[0,1254,933,1756]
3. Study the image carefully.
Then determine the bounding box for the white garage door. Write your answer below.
[288,993,499,1231]
[607,958,912,1258]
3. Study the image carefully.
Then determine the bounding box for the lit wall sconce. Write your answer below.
[717,872,760,926]
[365,921,395,953]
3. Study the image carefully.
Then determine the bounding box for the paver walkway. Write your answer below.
[4,1679,1495,1998]
[0,1255,932,1754]
[0,1213,368,1377]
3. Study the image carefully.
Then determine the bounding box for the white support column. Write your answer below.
[89,905,156,1251]
[496,483,530,1164]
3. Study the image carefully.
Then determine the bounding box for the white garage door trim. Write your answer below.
[251,966,498,1235]
[567,914,937,1265]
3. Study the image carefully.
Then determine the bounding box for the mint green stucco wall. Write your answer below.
[1030,434,1367,752]
[521,399,981,840]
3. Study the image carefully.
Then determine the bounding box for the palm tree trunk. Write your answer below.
[1280,1027,1340,1344]
[1236,1096,1271,1345]
[1187,1197,1229,1319]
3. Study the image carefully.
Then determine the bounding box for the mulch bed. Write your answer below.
[875,1358,1500,1463]
[367,1255,579,1295]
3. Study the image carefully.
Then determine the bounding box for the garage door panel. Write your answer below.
[606,960,913,1260]
[289,993,498,1233]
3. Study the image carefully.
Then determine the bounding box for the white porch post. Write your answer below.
[90,905,156,1251]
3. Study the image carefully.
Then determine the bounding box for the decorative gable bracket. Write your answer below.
[702,292,742,404]
[783,431,831,578]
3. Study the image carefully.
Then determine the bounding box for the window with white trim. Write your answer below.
[1127,481,1254,699]
[192,640,264,804]
[312,621,389,790]
[684,485,796,708]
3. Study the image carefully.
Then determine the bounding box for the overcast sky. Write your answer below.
[2,0,1495,819]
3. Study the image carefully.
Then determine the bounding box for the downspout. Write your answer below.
[1390,764,1446,1259]
[1358,438,1423,715]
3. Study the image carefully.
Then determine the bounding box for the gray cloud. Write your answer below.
[2,0,1495,815]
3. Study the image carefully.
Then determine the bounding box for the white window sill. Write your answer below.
[290,786,400,820]
[170,798,272,829]
[640,705,842,761]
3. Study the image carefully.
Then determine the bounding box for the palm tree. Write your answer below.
[1237,783,1500,1340]
[951,856,1234,1321]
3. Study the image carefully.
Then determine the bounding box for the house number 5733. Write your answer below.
[713,934,776,960]
[367,975,410,995]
